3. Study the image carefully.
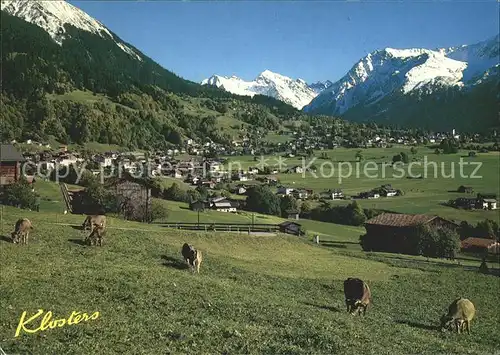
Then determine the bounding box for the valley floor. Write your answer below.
[0,206,499,354]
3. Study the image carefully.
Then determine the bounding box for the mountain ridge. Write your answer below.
[202,70,330,109]
[304,35,499,130]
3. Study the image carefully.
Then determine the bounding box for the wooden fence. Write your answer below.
[157,222,282,234]
[59,183,73,213]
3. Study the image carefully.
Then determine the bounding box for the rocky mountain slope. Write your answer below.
[202,71,331,109]
[304,35,499,131]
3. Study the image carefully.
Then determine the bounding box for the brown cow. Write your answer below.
[182,243,196,266]
[181,243,203,273]
[192,249,203,274]
[85,225,106,246]
[82,215,106,231]
[343,278,371,315]
[11,218,33,245]
[440,298,476,334]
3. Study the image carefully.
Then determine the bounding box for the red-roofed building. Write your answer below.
[461,238,500,254]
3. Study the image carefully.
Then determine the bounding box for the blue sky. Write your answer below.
[73,1,498,84]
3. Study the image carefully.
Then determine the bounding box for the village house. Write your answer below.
[287,165,304,174]
[234,185,247,195]
[359,191,380,199]
[277,186,294,196]
[171,169,184,179]
[208,197,239,213]
[58,154,82,167]
[321,189,344,200]
[286,211,300,220]
[0,144,26,186]
[293,189,313,200]
[461,237,500,255]
[457,185,474,194]
[480,198,498,210]
[95,155,113,167]
[279,221,303,236]
[381,185,398,197]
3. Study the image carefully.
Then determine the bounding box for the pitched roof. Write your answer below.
[279,221,301,227]
[365,213,438,227]
[0,144,25,162]
[461,237,498,249]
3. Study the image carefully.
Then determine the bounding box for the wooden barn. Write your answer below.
[363,213,457,253]
[0,144,26,186]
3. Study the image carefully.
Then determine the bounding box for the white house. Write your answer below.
[211,199,237,213]
[481,199,498,210]
[277,187,294,196]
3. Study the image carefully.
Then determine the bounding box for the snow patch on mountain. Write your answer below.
[304,35,498,115]
[1,0,142,61]
[202,70,326,109]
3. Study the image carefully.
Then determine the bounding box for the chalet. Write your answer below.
[209,198,238,213]
[235,186,247,195]
[321,189,343,200]
[480,198,498,210]
[199,180,216,189]
[277,186,294,196]
[461,238,500,255]
[359,191,380,199]
[457,185,474,194]
[363,213,457,254]
[279,221,303,236]
[247,167,259,175]
[287,165,304,174]
[95,155,113,167]
[233,174,251,182]
[58,155,82,167]
[171,169,184,179]
[287,211,300,220]
[382,187,397,197]
[0,144,26,186]
[293,189,313,200]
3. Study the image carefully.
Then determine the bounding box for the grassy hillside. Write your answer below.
[227,147,500,223]
[0,206,499,354]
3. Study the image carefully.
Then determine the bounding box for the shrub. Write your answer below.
[1,177,36,209]
[149,200,169,222]
[245,185,281,216]
[163,183,189,202]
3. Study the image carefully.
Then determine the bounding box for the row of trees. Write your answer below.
[243,187,381,226]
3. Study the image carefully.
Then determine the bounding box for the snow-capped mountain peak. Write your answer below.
[1,0,141,60]
[202,70,327,109]
[304,36,498,116]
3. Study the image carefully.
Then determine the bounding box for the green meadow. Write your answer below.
[0,206,499,354]
[227,147,500,224]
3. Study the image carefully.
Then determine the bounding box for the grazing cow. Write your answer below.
[182,243,196,266]
[11,218,33,245]
[440,298,475,334]
[85,225,105,246]
[343,278,371,315]
[82,215,106,231]
[192,249,203,274]
[181,243,202,273]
